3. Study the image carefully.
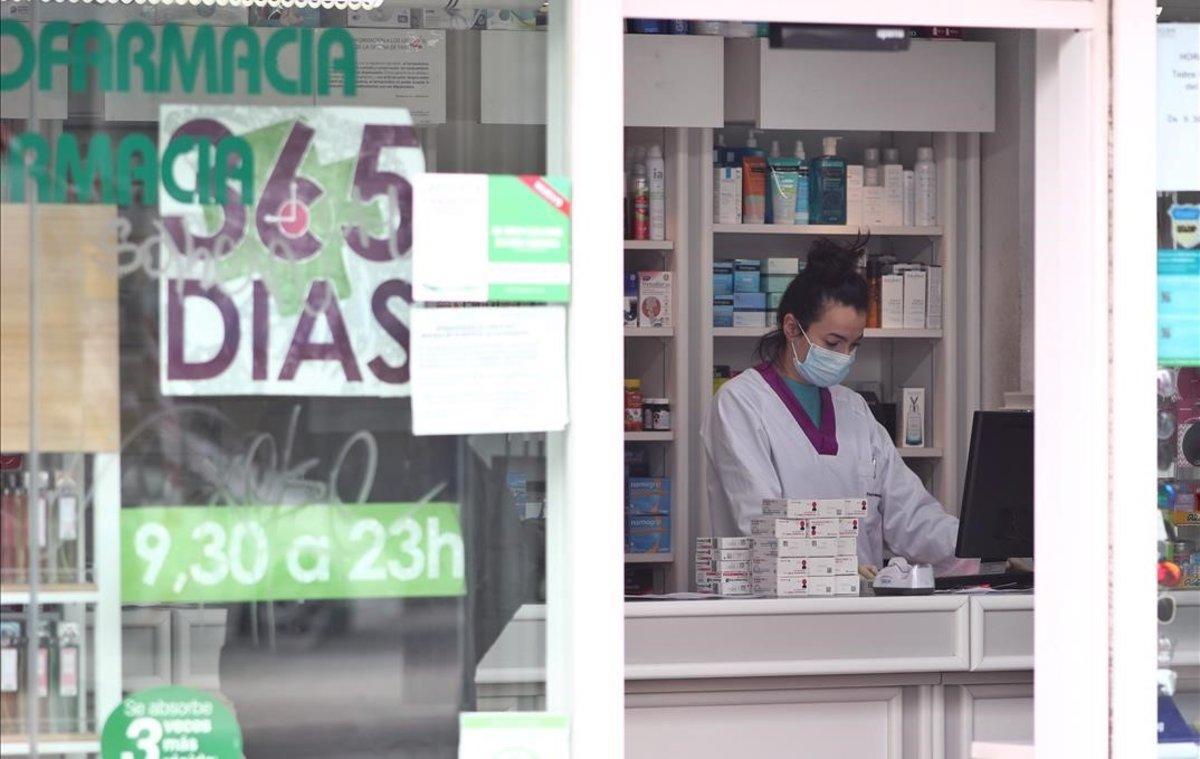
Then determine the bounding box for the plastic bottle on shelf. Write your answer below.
[646,144,666,241]
[914,146,937,227]
[863,147,882,187]
[808,136,847,225]
[794,141,810,225]
[625,379,645,431]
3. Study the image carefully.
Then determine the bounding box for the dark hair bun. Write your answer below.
[805,238,862,281]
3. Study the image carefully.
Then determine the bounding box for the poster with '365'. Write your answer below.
[158,105,424,396]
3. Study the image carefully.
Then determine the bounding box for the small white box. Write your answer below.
[752,537,809,558]
[714,167,743,225]
[835,555,859,575]
[903,269,927,330]
[761,499,807,518]
[900,387,926,448]
[638,271,673,328]
[838,517,861,537]
[803,557,836,576]
[714,559,749,573]
[843,498,869,517]
[696,569,717,584]
[807,577,837,596]
[750,517,807,538]
[798,538,838,557]
[881,274,905,329]
[717,578,753,596]
[765,257,800,275]
[926,265,943,330]
[883,164,905,226]
[836,575,862,596]
[732,310,767,328]
[754,575,809,597]
[697,537,753,550]
[752,556,812,575]
[807,518,839,539]
[716,548,750,562]
[903,170,916,226]
[716,569,751,580]
[846,165,864,226]
[836,537,859,557]
[862,185,886,226]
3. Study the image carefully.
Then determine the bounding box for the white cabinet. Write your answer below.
[625,35,724,127]
[725,38,996,132]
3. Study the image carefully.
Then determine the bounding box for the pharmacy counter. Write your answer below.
[474,592,1198,759]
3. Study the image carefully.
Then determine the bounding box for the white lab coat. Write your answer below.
[702,364,963,571]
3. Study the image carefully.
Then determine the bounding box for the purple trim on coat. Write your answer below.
[753,362,839,456]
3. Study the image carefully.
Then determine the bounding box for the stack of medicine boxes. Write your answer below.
[752,498,863,596]
[694,537,753,595]
[626,477,671,554]
[696,498,864,596]
[713,258,799,328]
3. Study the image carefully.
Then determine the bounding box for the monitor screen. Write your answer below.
[956,411,1034,562]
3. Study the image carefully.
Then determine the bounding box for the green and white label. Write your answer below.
[101,686,242,759]
[121,502,465,604]
[459,713,569,759]
[412,174,571,303]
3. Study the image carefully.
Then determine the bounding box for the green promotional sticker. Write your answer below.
[121,502,466,604]
[101,686,242,759]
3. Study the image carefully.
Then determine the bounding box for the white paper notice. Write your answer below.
[410,306,567,435]
[317,29,447,124]
[412,174,490,302]
[1157,24,1200,191]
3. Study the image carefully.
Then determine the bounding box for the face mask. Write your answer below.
[790,324,855,388]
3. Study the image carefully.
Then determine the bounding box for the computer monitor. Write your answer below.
[955,410,1034,563]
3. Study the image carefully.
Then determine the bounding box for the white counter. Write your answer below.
[476,591,1199,759]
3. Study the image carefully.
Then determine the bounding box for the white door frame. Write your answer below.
[559,2,1153,756]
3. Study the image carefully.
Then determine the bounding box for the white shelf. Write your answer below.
[713,326,943,339]
[625,430,675,442]
[713,224,943,237]
[0,583,100,605]
[898,447,944,459]
[625,239,675,250]
[1,735,100,756]
[625,553,674,564]
[625,326,675,337]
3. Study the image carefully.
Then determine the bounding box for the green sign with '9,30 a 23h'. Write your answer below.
[121,502,465,604]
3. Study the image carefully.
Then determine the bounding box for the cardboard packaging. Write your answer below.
[624,272,639,326]
[733,259,762,293]
[714,559,750,573]
[761,274,794,293]
[732,310,767,328]
[903,269,928,330]
[753,574,809,597]
[835,574,862,596]
[838,518,861,537]
[626,515,671,553]
[713,297,734,328]
[716,578,753,596]
[765,257,800,275]
[835,555,859,575]
[836,537,859,556]
[713,261,734,296]
[926,265,943,330]
[807,519,839,539]
[750,537,809,558]
[843,498,869,517]
[763,498,844,519]
[862,185,886,226]
[881,273,905,329]
[807,577,837,596]
[638,271,673,327]
[883,164,905,226]
[627,477,670,515]
[714,167,743,225]
[750,517,808,538]
[846,165,864,226]
[696,537,754,550]
[734,292,767,311]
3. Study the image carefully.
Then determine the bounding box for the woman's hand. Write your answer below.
[858,564,878,581]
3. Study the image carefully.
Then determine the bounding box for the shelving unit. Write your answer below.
[0,735,101,756]
[692,127,968,584]
[624,240,676,250]
[0,585,100,606]
[623,553,675,564]
[625,326,675,338]
[625,431,675,442]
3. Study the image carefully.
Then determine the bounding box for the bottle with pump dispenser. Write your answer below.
[914,146,937,226]
[741,130,768,225]
[809,137,847,225]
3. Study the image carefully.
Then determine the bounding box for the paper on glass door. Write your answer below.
[459,712,568,759]
[410,305,567,435]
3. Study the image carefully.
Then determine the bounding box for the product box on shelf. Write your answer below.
[713,297,734,328]
[835,555,859,575]
[761,274,793,294]
[624,272,640,326]
[883,164,905,226]
[732,310,767,328]
[767,292,785,311]
[846,165,864,226]
[838,518,861,537]
[753,574,809,597]
[714,559,751,573]
[765,258,800,275]
[926,265,943,330]
[716,577,753,596]
[733,259,762,293]
[627,477,670,515]
[863,185,886,226]
[807,576,837,596]
[903,269,928,330]
[836,537,858,556]
[807,518,839,539]
[626,514,671,553]
[638,271,672,328]
[714,167,743,225]
[750,537,810,558]
[697,537,754,550]
[713,261,734,296]
[881,273,905,329]
[734,291,767,311]
[764,498,846,518]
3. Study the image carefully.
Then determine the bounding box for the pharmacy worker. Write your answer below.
[703,240,970,576]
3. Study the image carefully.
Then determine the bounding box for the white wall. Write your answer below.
[979,30,1036,409]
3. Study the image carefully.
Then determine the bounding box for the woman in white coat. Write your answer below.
[703,240,965,576]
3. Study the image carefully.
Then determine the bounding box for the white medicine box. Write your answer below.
[638,271,673,328]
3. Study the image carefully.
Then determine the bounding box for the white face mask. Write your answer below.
[790,324,855,387]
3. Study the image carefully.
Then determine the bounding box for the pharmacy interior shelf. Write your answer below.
[0,735,101,756]
[713,327,943,339]
[712,224,944,237]
[625,239,675,250]
[897,447,944,459]
[624,553,674,564]
[625,326,675,338]
[626,430,675,442]
[0,583,101,605]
